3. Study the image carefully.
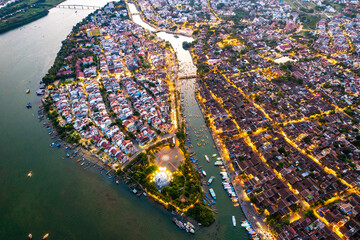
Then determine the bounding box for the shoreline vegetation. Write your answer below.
[0,0,65,34]
[120,123,215,226]
[41,1,215,228]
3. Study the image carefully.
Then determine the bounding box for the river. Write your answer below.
[0,1,248,239]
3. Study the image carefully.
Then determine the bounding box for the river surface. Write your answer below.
[0,1,248,239]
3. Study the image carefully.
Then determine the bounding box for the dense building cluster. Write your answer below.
[182,0,360,239]
[134,0,215,29]
[47,2,173,168]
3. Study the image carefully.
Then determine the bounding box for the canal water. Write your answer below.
[0,1,248,239]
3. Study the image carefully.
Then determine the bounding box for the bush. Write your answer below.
[186,203,215,226]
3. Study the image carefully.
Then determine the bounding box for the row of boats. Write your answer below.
[209,154,239,206]
[230,217,261,239]
[241,220,261,240]
[172,218,195,234]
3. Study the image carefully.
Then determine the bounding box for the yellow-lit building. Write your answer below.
[86,28,102,37]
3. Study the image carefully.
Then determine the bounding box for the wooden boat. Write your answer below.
[209,188,216,200]
[207,176,214,186]
[232,216,236,227]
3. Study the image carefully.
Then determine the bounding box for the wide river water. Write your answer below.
[0,1,248,239]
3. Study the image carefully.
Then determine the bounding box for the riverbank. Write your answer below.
[38,104,115,173]
[194,83,274,240]
[0,0,65,34]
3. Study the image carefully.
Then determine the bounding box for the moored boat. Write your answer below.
[36,89,45,95]
[207,176,214,186]
[214,161,224,166]
[209,188,216,200]
[172,217,185,230]
[241,219,260,238]
[212,154,217,157]
[202,170,207,177]
[204,155,209,162]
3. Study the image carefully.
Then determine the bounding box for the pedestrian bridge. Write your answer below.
[56,4,101,10]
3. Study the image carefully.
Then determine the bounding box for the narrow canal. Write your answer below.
[128,3,249,239]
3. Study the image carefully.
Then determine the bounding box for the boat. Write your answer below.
[26,88,30,94]
[184,221,195,234]
[209,188,216,200]
[36,89,45,95]
[212,154,217,157]
[129,186,138,194]
[241,220,260,238]
[214,161,224,166]
[28,233,32,239]
[232,216,236,227]
[207,176,214,186]
[174,35,179,38]
[26,102,32,108]
[202,170,207,177]
[172,217,184,229]
[42,233,49,239]
[27,171,32,177]
[204,155,209,162]
[241,220,249,227]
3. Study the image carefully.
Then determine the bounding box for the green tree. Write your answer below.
[304,209,314,217]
